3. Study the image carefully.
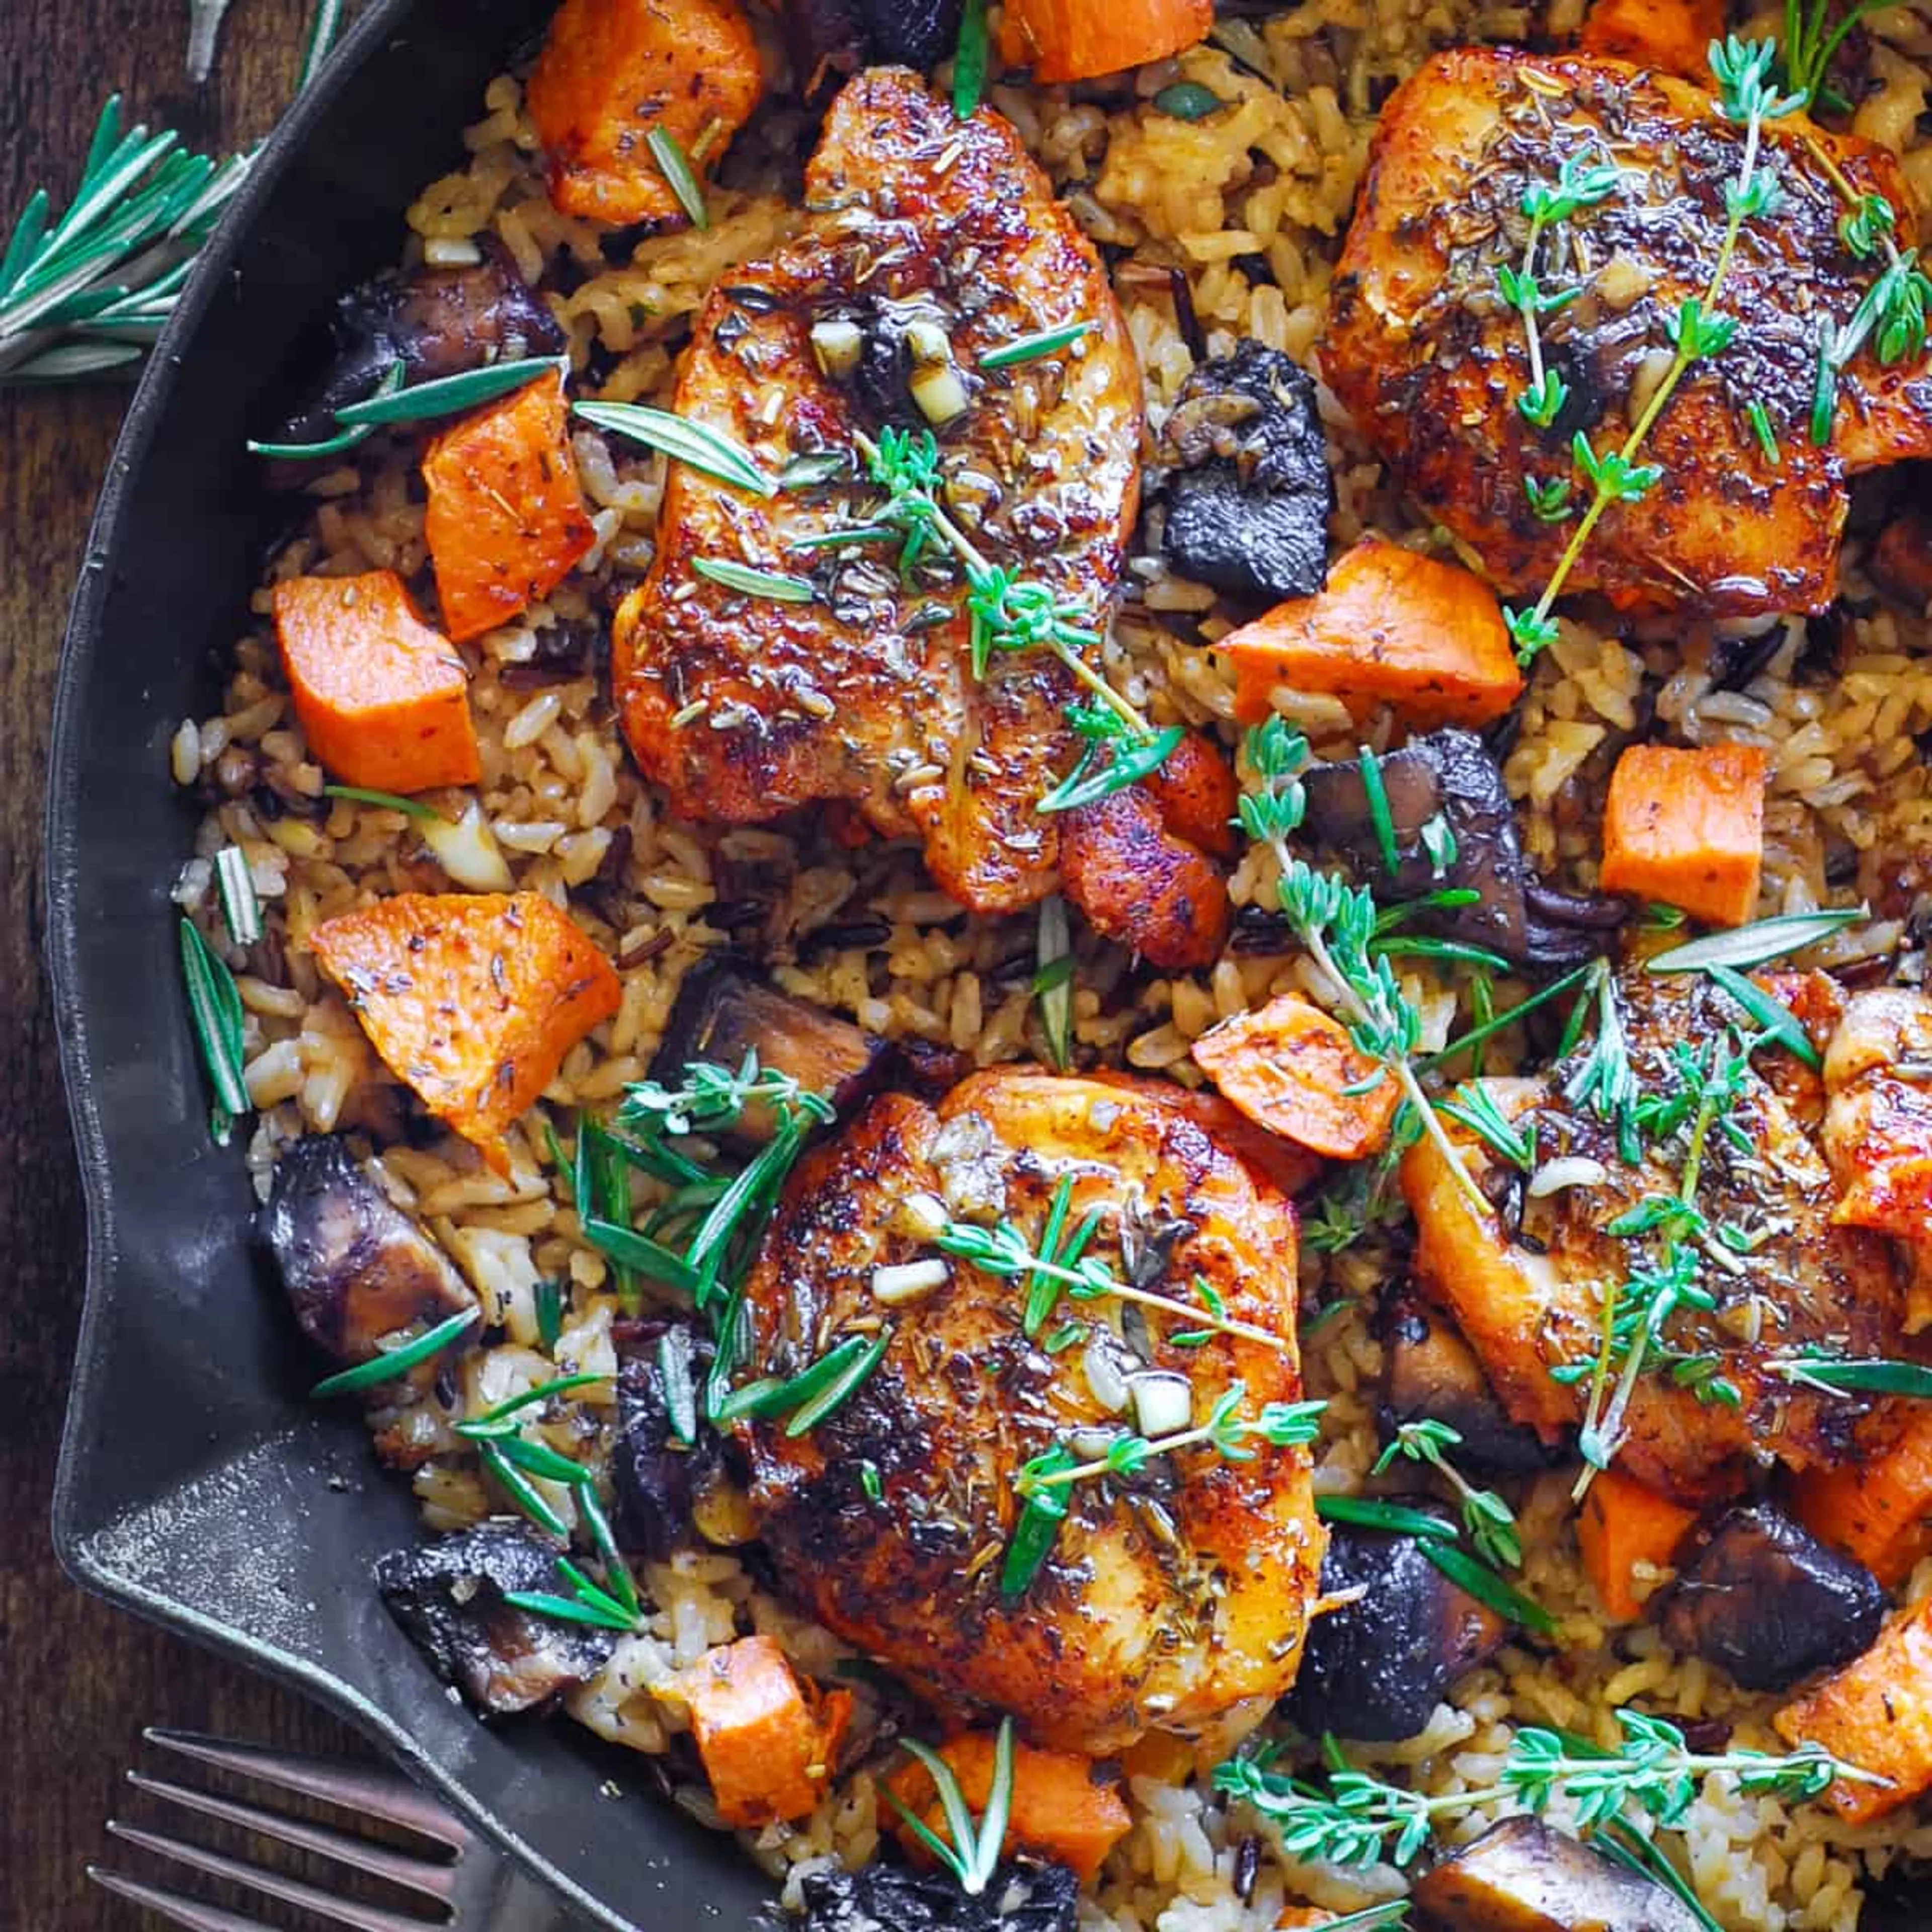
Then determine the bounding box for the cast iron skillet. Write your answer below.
[47,3,771,1924]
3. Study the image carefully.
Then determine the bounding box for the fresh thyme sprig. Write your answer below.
[1502,147,1623,443]
[1214,1709,1880,1870]
[1373,1419,1521,1568]
[1506,39,1802,666]
[881,1717,1015,1897]
[1015,1386,1326,1497]
[937,1216,1289,1352]
[1,95,251,385]
[1240,720,1491,1217]
[1001,1387,1324,1594]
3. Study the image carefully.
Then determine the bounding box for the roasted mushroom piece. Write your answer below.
[271,240,564,447]
[262,1135,474,1363]
[1283,1511,1511,1743]
[648,957,895,1144]
[795,1856,1079,1932]
[374,1521,615,1716]
[1413,1816,1706,1932]
[1381,1296,1562,1476]
[1160,340,1334,605]
[610,1322,716,1559]
[1300,729,1620,967]
[1657,1500,1886,1692]
[785,0,967,103]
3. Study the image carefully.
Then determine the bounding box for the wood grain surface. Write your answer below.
[0,4,378,1926]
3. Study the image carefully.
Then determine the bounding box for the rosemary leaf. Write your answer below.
[691,556,815,602]
[310,1305,480,1399]
[213,845,262,947]
[574,400,776,497]
[953,0,991,118]
[333,354,567,428]
[178,914,250,1137]
[1645,906,1864,973]
[981,320,1094,369]
[1034,894,1075,1072]
[319,783,445,821]
[646,126,709,231]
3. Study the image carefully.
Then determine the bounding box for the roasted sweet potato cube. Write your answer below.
[1219,538,1523,732]
[423,372,595,643]
[309,891,621,1172]
[1775,1593,1932,1824]
[273,571,480,793]
[1791,1404,1932,1587]
[672,1635,850,1828]
[1598,742,1767,927]
[526,0,764,226]
[1578,0,1722,79]
[997,0,1213,83]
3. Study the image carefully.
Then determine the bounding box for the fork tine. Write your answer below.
[104,1821,440,1932]
[88,1864,279,1932]
[143,1729,472,1851]
[126,1770,459,1905]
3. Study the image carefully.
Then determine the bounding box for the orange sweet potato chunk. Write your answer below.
[1220,537,1523,732]
[673,1635,851,1829]
[1598,742,1768,927]
[273,571,480,794]
[526,0,764,226]
[422,372,595,643]
[310,892,620,1172]
[1791,1404,1932,1587]
[887,1730,1131,1884]
[1191,991,1400,1161]
[1776,1594,1932,1823]
[997,0,1214,83]
[1579,0,1722,78]
[1577,1467,1699,1621]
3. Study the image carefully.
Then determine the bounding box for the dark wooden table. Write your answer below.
[1,4,378,1924]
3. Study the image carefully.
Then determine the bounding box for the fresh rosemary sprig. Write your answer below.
[1033,896,1076,1071]
[308,1305,481,1399]
[937,1216,1289,1351]
[1,95,251,385]
[881,1717,1015,1897]
[645,126,708,231]
[1767,1352,1932,1400]
[1782,0,1889,111]
[1505,39,1802,666]
[255,356,568,458]
[1313,1494,1554,1632]
[1239,720,1490,1217]
[1373,1419,1521,1568]
[1644,904,1865,973]
[179,914,250,1143]
[1214,1709,1879,1870]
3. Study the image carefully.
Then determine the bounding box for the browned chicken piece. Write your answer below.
[613,69,1146,920]
[1823,986,1932,1331]
[1402,970,1904,1502]
[1324,49,1932,618]
[727,1067,1323,1754]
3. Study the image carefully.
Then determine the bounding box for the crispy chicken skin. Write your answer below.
[1402,971,1904,1501]
[728,1068,1323,1754]
[613,70,1143,915]
[1324,49,1932,617]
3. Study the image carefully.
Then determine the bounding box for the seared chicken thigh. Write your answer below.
[726,1068,1323,1754]
[613,70,1143,915]
[1325,49,1932,617]
[1403,970,1904,1501]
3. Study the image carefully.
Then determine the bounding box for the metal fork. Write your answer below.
[88,1729,578,1931]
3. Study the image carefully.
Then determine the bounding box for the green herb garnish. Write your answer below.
[573,401,777,497]
[1645,905,1864,973]
[1373,1418,1521,1568]
[646,126,708,230]
[332,354,567,428]
[980,320,1095,369]
[179,915,250,1143]
[882,1717,1014,1896]
[1032,895,1076,1071]
[952,0,991,120]
[213,846,262,948]
[320,782,445,821]
[309,1305,480,1399]
[1216,1711,1875,1869]
[691,556,815,602]
[1768,1353,1932,1399]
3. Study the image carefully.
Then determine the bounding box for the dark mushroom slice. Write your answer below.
[648,956,894,1144]
[1381,1295,1562,1477]
[610,1320,718,1560]
[374,1520,616,1716]
[262,1135,474,1364]
[1870,502,1932,612]
[272,238,565,446]
[795,1857,1079,1932]
[1282,1510,1511,1743]
[1413,1816,1707,1932]
[1160,339,1334,604]
[1300,729,1622,966]
[785,0,967,104]
[1657,1500,1886,1693]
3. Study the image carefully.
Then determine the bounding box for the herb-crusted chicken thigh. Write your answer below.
[724,1067,1323,1754]
[1324,48,1932,617]
[612,69,1143,915]
[1402,968,1906,1501]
